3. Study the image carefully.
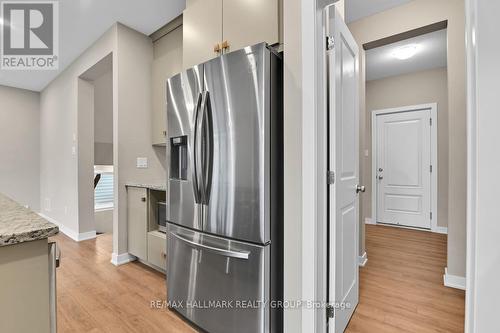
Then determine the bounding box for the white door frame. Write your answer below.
[371,103,440,233]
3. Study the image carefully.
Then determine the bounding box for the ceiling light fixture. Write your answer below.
[391,44,421,60]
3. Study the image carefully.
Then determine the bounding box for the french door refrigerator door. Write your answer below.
[202,43,272,244]
[167,65,204,231]
[167,223,270,333]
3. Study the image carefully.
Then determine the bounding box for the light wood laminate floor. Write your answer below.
[346,224,465,332]
[51,224,464,332]
[51,232,196,333]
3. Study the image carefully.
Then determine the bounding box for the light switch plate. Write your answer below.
[364,149,369,157]
[137,157,148,168]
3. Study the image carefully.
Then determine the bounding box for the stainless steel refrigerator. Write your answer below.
[165,43,283,333]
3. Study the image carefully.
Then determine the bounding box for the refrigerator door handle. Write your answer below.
[192,92,203,204]
[199,91,214,205]
[171,231,250,260]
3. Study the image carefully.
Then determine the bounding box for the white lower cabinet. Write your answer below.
[148,231,167,271]
[127,185,167,273]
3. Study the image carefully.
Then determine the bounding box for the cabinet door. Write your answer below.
[152,26,183,145]
[222,0,279,53]
[147,231,167,271]
[183,0,222,68]
[127,187,148,260]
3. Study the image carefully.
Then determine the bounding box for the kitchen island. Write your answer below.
[0,193,59,333]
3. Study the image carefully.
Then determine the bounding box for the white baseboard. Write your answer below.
[358,252,368,267]
[37,213,97,242]
[365,217,376,225]
[111,252,136,266]
[443,267,466,290]
[432,226,448,234]
[77,230,97,241]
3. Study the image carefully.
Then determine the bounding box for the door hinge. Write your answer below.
[430,118,433,126]
[327,171,335,185]
[326,36,335,51]
[326,304,335,319]
[430,212,433,220]
[430,165,433,173]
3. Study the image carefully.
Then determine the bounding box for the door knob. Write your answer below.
[356,185,365,193]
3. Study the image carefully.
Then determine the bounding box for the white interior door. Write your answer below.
[375,108,432,229]
[327,6,360,333]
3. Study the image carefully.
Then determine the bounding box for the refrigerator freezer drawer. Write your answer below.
[167,223,270,333]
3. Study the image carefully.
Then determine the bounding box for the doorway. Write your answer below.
[77,53,114,245]
[372,104,438,230]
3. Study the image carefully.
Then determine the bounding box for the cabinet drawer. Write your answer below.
[147,231,167,270]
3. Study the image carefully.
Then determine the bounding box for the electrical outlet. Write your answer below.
[137,157,148,168]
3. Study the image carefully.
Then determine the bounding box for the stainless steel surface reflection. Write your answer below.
[167,223,269,333]
[166,43,282,333]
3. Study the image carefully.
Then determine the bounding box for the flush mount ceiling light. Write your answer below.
[391,44,421,60]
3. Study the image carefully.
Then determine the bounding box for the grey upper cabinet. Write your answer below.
[183,0,280,69]
[152,25,183,146]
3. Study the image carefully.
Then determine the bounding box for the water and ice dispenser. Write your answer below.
[170,136,188,180]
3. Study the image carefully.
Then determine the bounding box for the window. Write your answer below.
[94,166,113,210]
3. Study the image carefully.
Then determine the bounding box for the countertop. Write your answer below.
[0,193,59,247]
[125,183,167,191]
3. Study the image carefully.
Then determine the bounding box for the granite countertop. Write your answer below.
[125,183,167,191]
[0,194,59,247]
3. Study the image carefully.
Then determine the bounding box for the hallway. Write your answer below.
[347,225,465,332]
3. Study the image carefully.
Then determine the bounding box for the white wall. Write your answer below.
[283,0,303,330]
[283,1,345,332]
[466,0,500,331]
[0,85,40,211]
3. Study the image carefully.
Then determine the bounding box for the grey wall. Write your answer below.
[40,23,166,257]
[113,23,167,255]
[93,70,113,166]
[77,78,95,234]
[40,26,115,236]
[349,0,467,277]
[365,67,449,228]
[0,85,40,211]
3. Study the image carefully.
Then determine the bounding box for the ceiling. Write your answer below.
[345,0,414,23]
[0,0,425,91]
[366,29,447,81]
[0,0,185,92]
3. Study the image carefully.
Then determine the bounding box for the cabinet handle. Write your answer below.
[141,197,146,202]
[221,40,229,52]
[213,43,221,55]
[161,251,167,258]
[162,130,167,137]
